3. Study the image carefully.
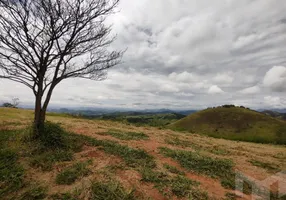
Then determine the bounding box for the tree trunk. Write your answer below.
[33,82,56,137]
[33,93,44,137]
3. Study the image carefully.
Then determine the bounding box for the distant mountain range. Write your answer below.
[47,107,198,117]
[260,110,286,120]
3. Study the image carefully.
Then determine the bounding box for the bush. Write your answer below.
[222,104,236,108]
[2,102,15,108]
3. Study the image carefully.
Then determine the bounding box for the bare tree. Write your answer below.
[1,97,20,108]
[12,97,20,107]
[0,0,123,136]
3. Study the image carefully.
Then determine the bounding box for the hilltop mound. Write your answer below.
[169,106,286,144]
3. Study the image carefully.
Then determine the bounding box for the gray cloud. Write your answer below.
[1,0,286,109]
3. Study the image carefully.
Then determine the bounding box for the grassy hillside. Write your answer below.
[169,106,286,144]
[94,112,186,127]
[0,108,285,200]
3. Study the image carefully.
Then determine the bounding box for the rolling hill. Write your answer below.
[169,106,286,144]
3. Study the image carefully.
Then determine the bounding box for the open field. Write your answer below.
[0,108,285,200]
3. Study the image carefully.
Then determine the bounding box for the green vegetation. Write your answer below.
[141,167,208,199]
[90,180,136,200]
[30,149,74,171]
[29,122,155,170]
[275,126,286,145]
[28,122,86,171]
[72,134,156,168]
[75,131,208,198]
[0,129,25,199]
[163,164,185,175]
[165,136,199,149]
[165,136,230,155]
[56,161,92,185]
[169,106,286,144]
[248,159,280,173]
[50,190,82,200]
[98,129,149,140]
[159,147,257,195]
[208,145,230,156]
[50,193,78,200]
[0,149,25,198]
[270,192,286,200]
[159,147,236,189]
[96,112,185,127]
[19,185,47,200]
[224,192,237,200]
[159,147,233,179]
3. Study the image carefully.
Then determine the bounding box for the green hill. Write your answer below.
[95,112,186,127]
[169,106,286,144]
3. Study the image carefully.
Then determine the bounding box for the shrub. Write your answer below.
[221,104,236,108]
[2,102,15,108]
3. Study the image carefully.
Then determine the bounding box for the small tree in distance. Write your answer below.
[0,0,123,136]
[12,97,20,108]
[2,97,20,108]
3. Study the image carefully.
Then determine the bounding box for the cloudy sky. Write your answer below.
[1,0,286,109]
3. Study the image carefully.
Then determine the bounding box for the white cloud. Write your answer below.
[208,85,224,94]
[240,85,260,95]
[264,96,286,108]
[159,84,180,93]
[263,66,286,92]
[213,73,234,84]
[178,93,194,97]
[168,71,200,82]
